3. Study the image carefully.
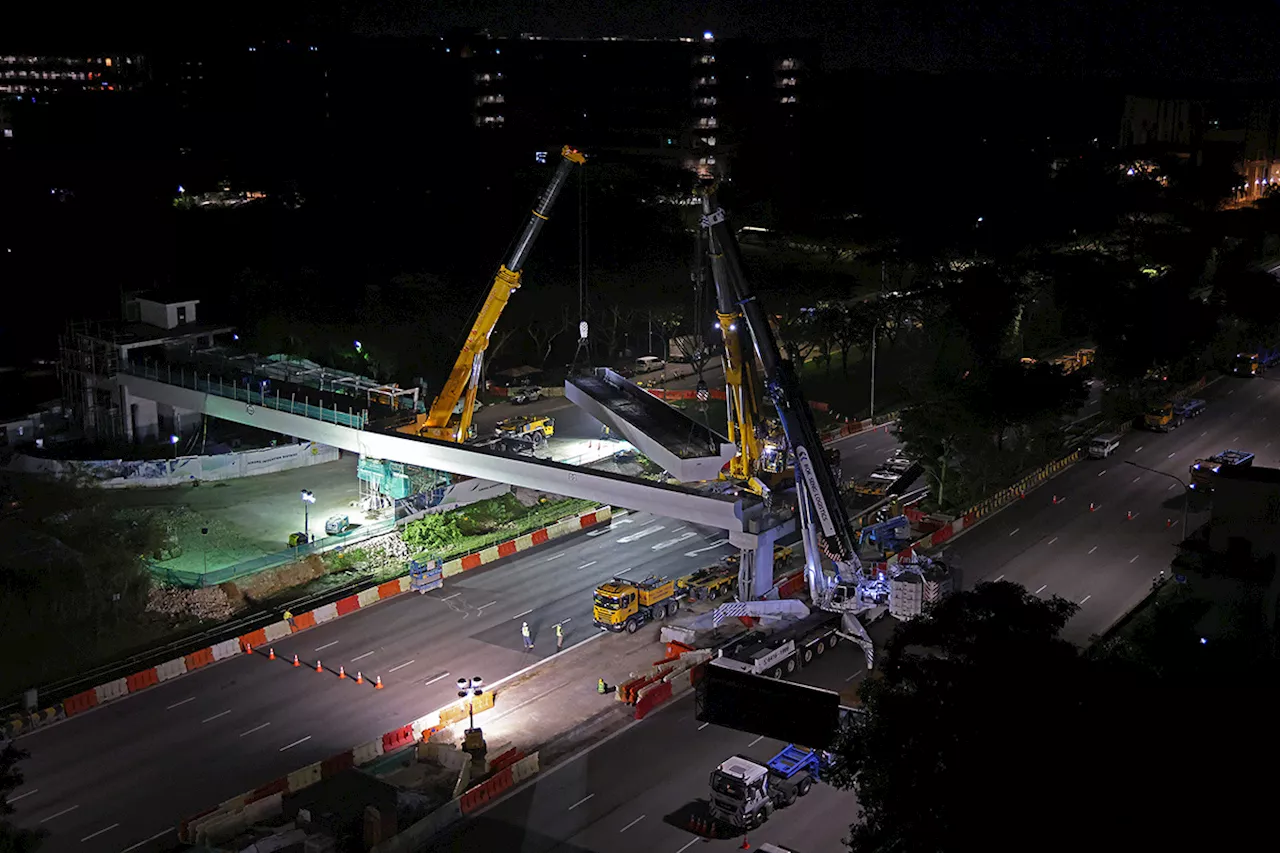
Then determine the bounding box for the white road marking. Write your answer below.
[512,609,534,620]
[120,828,175,853]
[578,561,598,569]
[440,592,462,601]
[1233,437,1239,443]
[1228,389,1234,394]
[8,789,37,803]
[620,815,646,832]
[1098,469,1106,476]
[1135,446,1143,452]
[1079,595,1091,605]
[39,805,78,823]
[676,839,701,853]
[569,794,594,811]
[1130,555,1140,563]
[846,669,865,682]
[239,722,271,737]
[1129,512,1140,520]
[587,529,608,537]
[279,736,312,752]
[315,640,339,651]
[1168,452,1176,458]
[1009,528,1019,537]
[652,532,698,551]
[748,734,766,747]
[1167,484,1176,491]
[1132,476,1141,483]
[201,710,232,723]
[425,672,451,686]
[855,443,868,449]
[546,552,566,561]
[698,722,710,731]
[352,650,376,662]
[388,660,416,673]
[477,601,497,610]
[1047,537,1058,545]
[685,538,731,557]
[1089,546,1098,554]
[674,526,689,532]
[1035,585,1047,594]
[81,823,119,842]
[993,574,1005,582]
[166,697,195,710]
[1201,431,1207,437]
[617,524,665,544]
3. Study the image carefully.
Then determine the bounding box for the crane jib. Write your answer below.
[795,447,838,539]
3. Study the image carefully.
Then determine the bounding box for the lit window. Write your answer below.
[105,58,112,67]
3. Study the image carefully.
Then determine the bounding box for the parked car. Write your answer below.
[882,456,913,474]
[509,385,542,405]
[635,355,666,374]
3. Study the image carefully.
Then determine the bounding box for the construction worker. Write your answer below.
[597,678,608,694]
[284,610,295,630]
[554,622,564,651]
[521,621,533,650]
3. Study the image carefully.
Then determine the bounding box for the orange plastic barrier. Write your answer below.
[579,512,597,527]
[239,628,268,653]
[377,580,401,599]
[63,688,99,717]
[184,647,214,672]
[321,751,354,778]
[246,776,288,804]
[497,540,518,558]
[291,611,316,631]
[460,553,484,571]
[530,528,550,546]
[381,724,415,753]
[126,668,159,693]
[459,781,491,814]
[488,748,524,773]
[634,681,674,720]
[335,595,361,616]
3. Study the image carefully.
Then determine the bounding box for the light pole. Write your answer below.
[300,489,316,543]
[170,434,179,459]
[1123,460,1189,537]
[456,676,487,757]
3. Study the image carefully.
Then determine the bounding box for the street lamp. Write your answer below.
[456,676,487,758]
[1123,460,1189,537]
[170,434,179,459]
[300,489,316,542]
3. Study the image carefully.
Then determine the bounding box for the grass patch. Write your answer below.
[404,494,599,561]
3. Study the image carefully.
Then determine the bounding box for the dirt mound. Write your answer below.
[225,555,329,602]
[146,585,236,621]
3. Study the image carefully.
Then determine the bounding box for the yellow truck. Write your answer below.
[495,415,555,444]
[593,575,682,634]
[678,566,737,600]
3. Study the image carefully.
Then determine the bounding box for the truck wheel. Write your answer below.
[803,648,814,664]
[695,587,706,601]
[625,618,638,634]
[829,634,840,647]
[797,778,813,797]
[785,658,797,674]
[815,640,826,656]
[670,598,680,613]
[771,666,783,679]
[532,429,546,445]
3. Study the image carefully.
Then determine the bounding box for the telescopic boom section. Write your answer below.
[416,145,586,442]
[699,187,860,568]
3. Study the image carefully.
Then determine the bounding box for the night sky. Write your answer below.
[14,0,1280,79]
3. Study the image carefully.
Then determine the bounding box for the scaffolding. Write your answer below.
[58,320,126,443]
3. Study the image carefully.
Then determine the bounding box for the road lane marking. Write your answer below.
[39,805,78,823]
[1130,555,1140,563]
[674,526,689,532]
[8,789,37,803]
[855,443,868,449]
[652,532,698,551]
[315,641,339,651]
[1035,585,1047,594]
[1135,446,1143,452]
[201,710,232,723]
[1009,528,1019,537]
[1097,469,1106,476]
[240,722,271,737]
[1047,537,1058,545]
[166,697,195,710]
[352,650,376,662]
[698,722,710,731]
[994,575,1005,582]
[388,660,416,673]
[120,828,175,853]
[685,538,731,557]
[425,672,450,686]
[569,794,594,811]
[1168,452,1176,458]
[1132,476,1141,483]
[477,601,497,610]
[617,524,665,544]
[1200,431,1207,437]
[81,823,119,842]
[846,669,865,682]
[546,552,566,561]
[748,735,766,747]
[440,592,462,601]
[578,561,598,569]
[1089,546,1098,554]
[512,609,534,620]
[1228,389,1234,394]
[279,736,312,752]
[587,529,608,537]
[1079,595,1091,604]
[1233,437,1239,443]
[620,815,646,832]
[676,840,701,853]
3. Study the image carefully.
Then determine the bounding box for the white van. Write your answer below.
[1088,434,1120,459]
[635,355,666,374]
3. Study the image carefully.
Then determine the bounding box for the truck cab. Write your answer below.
[592,575,680,633]
[1190,449,1255,491]
[708,745,821,829]
[1143,402,1182,432]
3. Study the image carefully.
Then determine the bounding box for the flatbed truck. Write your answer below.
[1190,449,1254,491]
[714,610,843,680]
[708,744,823,829]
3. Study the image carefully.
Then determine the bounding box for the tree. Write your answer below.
[0,743,44,851]
[524,306,571,368]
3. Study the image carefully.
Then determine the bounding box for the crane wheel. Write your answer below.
[815,641,826,656]
[785,658,797,674]
[771,667,783,679]
[830,634,840,647]
[803,648,814,664]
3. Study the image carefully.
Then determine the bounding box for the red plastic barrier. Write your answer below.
[292,611,316,631]
[460,553,483,571]
[184,648,214,672]
[321,751,355,778]
[484,766,515,797]
[930,525,954,546]
[239,628,268,653]
[810,400,830,412]
[530,528,550,546]
[246,776,289,804]
[63,688,99,717]
[126,668,159,693]
[382,724,415,753]
[377,580,401,599]
[497,540,518,558]
[579,512,597,527]
[634,681,674,720]
[488,748,524,773]
[335,595,361,617]
[460,782,491,814]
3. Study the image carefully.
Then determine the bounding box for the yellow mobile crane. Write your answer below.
[399,146,586,442]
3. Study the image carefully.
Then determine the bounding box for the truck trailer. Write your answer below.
[708,744,823,829]
[714,610,844,680]
[1190,449,1255,491]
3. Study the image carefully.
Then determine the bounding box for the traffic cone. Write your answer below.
[1126,510,1133,521]
[316,659,324,673]
[268,647,276,661]
[741,836,751,850]
[1166,518,1173,528]
[375,676,384,689]
[293,653,301,667]
[1052,495,1059,504]
[245,643,253,655]
[355,671,364,684]
[1019,491,1026,499]
[338,665,347,679]
[1089,502,1096,512]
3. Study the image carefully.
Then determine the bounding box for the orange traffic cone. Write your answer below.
[1052,495,1059,504]
[245,643,253,655]
[1166,518,1173,528]
[1089,502,1096,512]
[293,653,301,667]
[741,836,751,850]
[316,659,324,673]
[375,676,384,689]
[355,671,364,684]
[338,665,347,679]
[1126,510,1133,521]
[268,647,276,661]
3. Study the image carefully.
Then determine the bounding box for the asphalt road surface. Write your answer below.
[947,374,1280,642]
[433,642,868,853]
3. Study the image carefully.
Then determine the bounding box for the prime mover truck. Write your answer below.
[713,610,844,680]
[592,575,681,633]
[708,744,823,830]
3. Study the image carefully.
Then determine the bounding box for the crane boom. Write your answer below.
[409,145,586,442]
[699,186,861,591]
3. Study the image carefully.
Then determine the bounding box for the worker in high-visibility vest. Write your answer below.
[284,610,295,630]
[554,623,564,651]
[598,678,608,694]
[521,621,533,650]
